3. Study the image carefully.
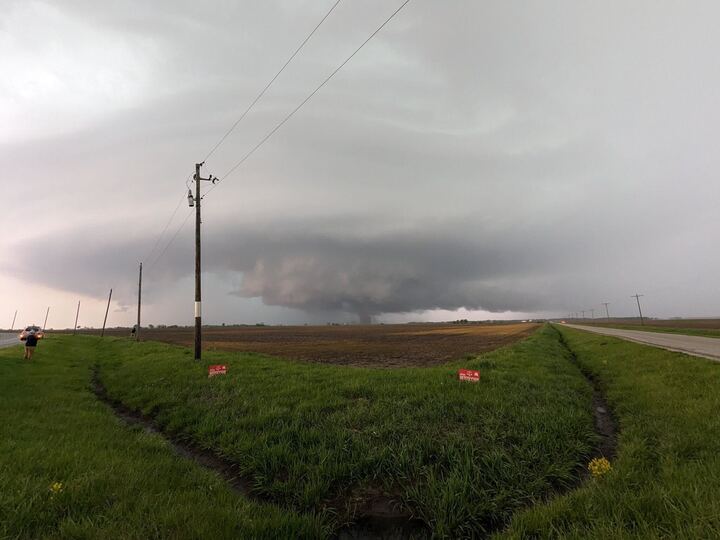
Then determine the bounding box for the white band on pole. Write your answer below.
[195,301,201,318]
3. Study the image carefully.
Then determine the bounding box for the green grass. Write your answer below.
[577,322,720,339]
[9,324,720,538]
[93,324,595,537]
[500,326,720,538]
[0,337,326,539]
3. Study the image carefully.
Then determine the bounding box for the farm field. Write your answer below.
[573,318,720,338]
[6,325,720,538]
[90,322,539,367]
[3,326,595,538]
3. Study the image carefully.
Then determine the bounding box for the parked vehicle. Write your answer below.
[19,326,44,341]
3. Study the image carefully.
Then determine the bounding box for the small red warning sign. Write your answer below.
[208,364,227,377]
[458,369,480,383]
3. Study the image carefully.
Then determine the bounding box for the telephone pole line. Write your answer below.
[42,307,50,331]
[73,301,80,335]
[188,163,217,360]
[631,294,645,325]
[101,288,113,337]
[11,310,17,331]
[136,262,142,341]
[602,302,610,321]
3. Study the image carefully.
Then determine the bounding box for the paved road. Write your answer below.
[0,333,20,349]
[564,324,720,362]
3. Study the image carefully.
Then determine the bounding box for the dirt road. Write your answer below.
[564,324,720,361]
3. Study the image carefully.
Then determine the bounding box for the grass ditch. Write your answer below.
[499,326,720,538]
[0,337,327,539]
[94,324,596,537]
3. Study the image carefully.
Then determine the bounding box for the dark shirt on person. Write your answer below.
[25,334,39,347]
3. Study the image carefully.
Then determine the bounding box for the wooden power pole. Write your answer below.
[101,288,112,337]
[42,307,50,331]
[190,162,216,360]
[602,302,610,321]
[11,310,17,331]
[632,294,645,325]
[136,262,142,341]
[73,301,80,335]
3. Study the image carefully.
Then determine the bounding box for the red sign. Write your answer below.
[208,364,227,377]
[458,369,480,383]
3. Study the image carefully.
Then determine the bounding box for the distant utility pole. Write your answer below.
[136,262,142,341]
[581,310,586,319]
[188,162,217,360]
[590,308,595,320]
[101,288,113,337]
[602,302,610,321]
[73,301,80,335]
[631,294,645,325]
[11,310,17,331]
[42,307,50,331]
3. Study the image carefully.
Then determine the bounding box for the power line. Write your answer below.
[142,1,410,278]
[143,187,188,264]
[144,2,344,270]
[204,0,412,198]
[147,210,194,270]
[201,0,343,164]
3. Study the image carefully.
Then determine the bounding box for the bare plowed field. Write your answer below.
[134,323,538,367]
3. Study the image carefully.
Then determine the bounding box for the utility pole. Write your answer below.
[581,310,586,320]
[188,162,217,360]
[590,308,595,320]
[632,294,645,325]
[11,310,17,331]
[602,302,610,321]
[136,262,142,341]
[42,307,50,331]
[101,288,113,337]
[73,301,80,335]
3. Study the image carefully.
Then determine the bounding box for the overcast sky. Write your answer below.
[2,0,719,328]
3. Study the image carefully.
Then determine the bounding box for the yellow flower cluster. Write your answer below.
[49,482,63,495]
[588,457,611,479]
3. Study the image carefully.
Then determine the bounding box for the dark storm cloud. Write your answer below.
[5,208,697,322]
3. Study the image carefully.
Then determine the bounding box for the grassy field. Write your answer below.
[575,322,720,339]
[568,318,720,338]
[2,326,597,538]
[81,322,539,367]
[0,338,326,539]
[8,324,720,538]
[500,326,720,538]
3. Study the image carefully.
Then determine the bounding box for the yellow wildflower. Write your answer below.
[588,457,611,479]
[49,482,63,495]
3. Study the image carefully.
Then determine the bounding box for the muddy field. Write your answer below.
[113,323,538,367]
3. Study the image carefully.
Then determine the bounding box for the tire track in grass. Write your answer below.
[556,327,618,479]
[486,327,619,539]
[92,367,427,539]
[91,368,260,499]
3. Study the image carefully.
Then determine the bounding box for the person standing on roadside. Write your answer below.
[24,331,38,360]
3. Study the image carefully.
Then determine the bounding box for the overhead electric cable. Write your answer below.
[143,187,188,263]
[201,0,343,164]
[145,2,343,269]
[203,0,411,198]
[147,210,194,270]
